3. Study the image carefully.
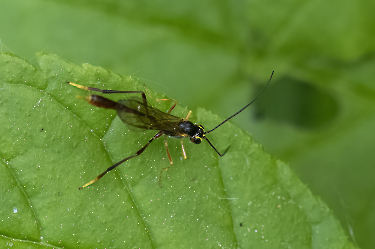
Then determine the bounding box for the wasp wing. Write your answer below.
[116,96,183,135]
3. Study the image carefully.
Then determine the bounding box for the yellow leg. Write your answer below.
[181,140,187,160]
[66,81,91,91]
[184,110,192,120]
[159,135,174,187]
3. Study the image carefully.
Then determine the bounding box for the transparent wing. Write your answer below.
[116,96,183,135]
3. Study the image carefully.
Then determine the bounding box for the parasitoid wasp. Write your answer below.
[67,71,274,189]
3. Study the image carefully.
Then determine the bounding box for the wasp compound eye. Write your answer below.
[190,136,202,144]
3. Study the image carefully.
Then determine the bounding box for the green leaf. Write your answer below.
[0,53,356,248]
[2,0,374,248]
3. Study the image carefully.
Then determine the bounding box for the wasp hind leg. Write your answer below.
[66,81,149,113]
[79,131,164,189]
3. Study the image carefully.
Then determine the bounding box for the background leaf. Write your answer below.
[1,0,374,248]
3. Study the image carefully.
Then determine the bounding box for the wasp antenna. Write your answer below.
[205,71,274,135]
[205,137,230,156]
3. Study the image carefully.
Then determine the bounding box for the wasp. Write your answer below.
[66,71,273,189]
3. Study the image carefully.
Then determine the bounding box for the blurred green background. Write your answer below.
[1,0,374,248]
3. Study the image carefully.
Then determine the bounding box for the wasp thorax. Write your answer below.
[179,121,205,143]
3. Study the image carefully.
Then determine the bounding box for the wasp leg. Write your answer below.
[163,134,174,165]
[156,98,177,113]
[158,108,191,187]
[181,140,187,160]
[158,134,175,188]
[184,110,192,120]
[79,131,164,189]
[66,81,149,115]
